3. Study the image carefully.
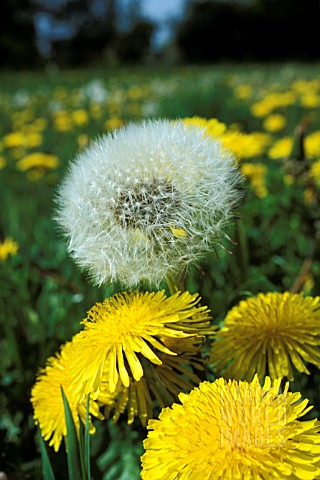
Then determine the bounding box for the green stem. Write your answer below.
[166,266,187,294]
[235,219,249,282]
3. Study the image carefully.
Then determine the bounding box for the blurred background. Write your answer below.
[1,0,320,70]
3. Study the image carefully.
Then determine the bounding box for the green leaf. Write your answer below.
[84,394,91,479]
[78,395,91,479]
[61,386,82,480]
[37,428,56,480]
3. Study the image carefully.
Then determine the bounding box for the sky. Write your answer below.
[35,0,188,55]
[121,0,188,47]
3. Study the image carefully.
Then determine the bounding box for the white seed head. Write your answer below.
[56,119,243,287]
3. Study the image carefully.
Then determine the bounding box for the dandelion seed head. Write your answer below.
[56,119,242,287]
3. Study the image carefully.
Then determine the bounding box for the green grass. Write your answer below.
[1,62,320,478]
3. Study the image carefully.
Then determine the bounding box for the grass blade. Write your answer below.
[84,394,91,479]
[61,386,82,480]
[37,428,56,480]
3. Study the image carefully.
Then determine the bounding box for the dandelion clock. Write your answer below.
[56,119,242,287]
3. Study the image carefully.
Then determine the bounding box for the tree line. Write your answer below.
[1,0,319,70]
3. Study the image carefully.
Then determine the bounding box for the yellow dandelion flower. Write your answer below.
[104,117,124,131]
[305,131,320,158]
[234,84,252,100]
[251,92,296,118]
[310,159,320,186]
[70,290,213,399]
[241,163,268,198]
[24,131,42,148]
[0,156,6,169]
[268,136,293,159]
[53,111,73,132]
[183,116,227,138]
[251,100,273,118]
[72,109,89,126]
[127,85,145,101]
[210,292,320,382]
[183,117,270,159]
[100,335,208,427]
[77,134,89,148]
[3,132,25,148]
[300,92,320,108]
[17,152,59,171]
[0,237,19,261]
[31,342,104,452]
[263,113,287,132]
[5,128,43,148]
[141,376,320,480]
[222,131,271,159]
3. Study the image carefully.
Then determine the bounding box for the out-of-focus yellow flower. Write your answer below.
[303,275,315,295]
[0,156,6,169]
[291,79,320,94]
[251,101,272,117]
[305,131,320,158]
[263,113,287,132]
[251,92,296,118]
[25,132,42,148]
[284,174,294,185]
[127,85,145,101]
[90,104,102,119]
[33,118,48,131]
[53,111,72,132]
[183,116,227,137]
[72,109,89,126]
[304,186,316,204]
[300,92,320,108]
[17,152,59,171]
[3,131,42,148]
[241,163,267,197]
[104,117,124,131]
[223,131,271,159]
[268,136,293,159]
[77,134,89,148]
[53,87,68,101]
[234,84,252,100]
[0,237,19,261]
[310,159,320,185]
[184,117,270,159]
[3,132,25,148]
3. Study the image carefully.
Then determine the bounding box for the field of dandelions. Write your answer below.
[2,63,320,479]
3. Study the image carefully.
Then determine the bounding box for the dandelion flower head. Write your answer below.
[210,292,320,381]
[56,119,242,287]
[0,237,19,261]
[99,335,208,427]
[69,290,213,399]
[141,376,320,480]
[31,342,103,451]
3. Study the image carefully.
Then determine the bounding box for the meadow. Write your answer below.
[1,62,320,479]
